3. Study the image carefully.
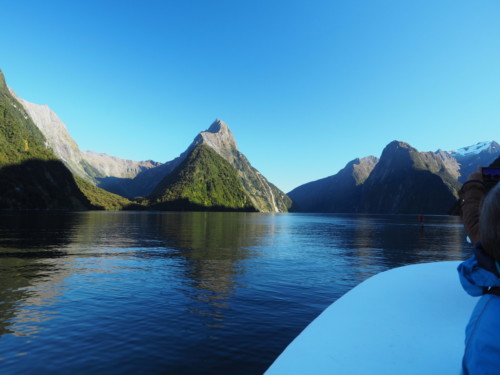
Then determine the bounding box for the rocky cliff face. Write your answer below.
[82,151,161,179]
[190,120,238,163]
[9,88,160,183]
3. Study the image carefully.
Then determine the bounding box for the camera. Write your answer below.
[482,167,500,192]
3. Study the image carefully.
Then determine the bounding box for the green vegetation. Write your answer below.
[0,71,55,166]
[149,145,256,211]
[74,176,133,210]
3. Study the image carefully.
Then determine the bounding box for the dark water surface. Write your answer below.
[0,212,471,374]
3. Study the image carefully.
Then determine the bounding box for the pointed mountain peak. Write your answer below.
[190,119,238,160]
[376,140,417,170]
[207,119,229,133]
[379,140,416,160]
[384,140,414,152]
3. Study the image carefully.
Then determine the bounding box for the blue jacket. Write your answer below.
[458,244,500,375]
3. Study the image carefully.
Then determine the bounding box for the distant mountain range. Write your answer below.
[289,140,500,214]
[0,70,291,212]
[1,69,498,214]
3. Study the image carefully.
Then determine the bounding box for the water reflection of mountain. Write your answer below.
[151,212,267,328]
[0,212,80,337]
[350,214,469,272]
[296,214,470,284]
[0,212,78,254]
[0,212,268,337]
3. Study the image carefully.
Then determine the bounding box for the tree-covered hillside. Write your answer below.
[0,71,55,166]
[149,145,256,211]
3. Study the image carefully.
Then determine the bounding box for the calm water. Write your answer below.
[0,212,471,374]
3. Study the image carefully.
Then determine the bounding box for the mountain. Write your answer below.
[288,156,378,212]
[103,119,292,212]
[188,120,291,212]
[289,140,471,214]
[148,145,256,211]
[9,88,161,185]
[450,141,500,183]
[95,152,186,198]
[82,151,161,180]
[357,141,460,214]
[0,70,93,210]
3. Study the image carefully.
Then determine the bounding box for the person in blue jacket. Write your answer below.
[458,176,500,374]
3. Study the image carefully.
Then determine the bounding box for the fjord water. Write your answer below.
[0,212,470,374]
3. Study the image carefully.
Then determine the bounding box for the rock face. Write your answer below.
[82,151,160,180]
[9,88,89,177]
[9,88,160,184]
[288,156,378,212]
[190,120,238,162]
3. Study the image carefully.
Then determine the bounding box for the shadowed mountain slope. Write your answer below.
[289,140,468,215]
[288,156,378,212]
[358,141,460,214]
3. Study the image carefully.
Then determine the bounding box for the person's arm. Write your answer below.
[459,172,485,244]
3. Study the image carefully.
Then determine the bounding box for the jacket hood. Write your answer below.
[458,243,500,297]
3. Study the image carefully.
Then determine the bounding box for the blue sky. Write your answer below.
[1,0,499,192]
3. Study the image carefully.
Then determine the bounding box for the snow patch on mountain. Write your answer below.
[451,141,493,157]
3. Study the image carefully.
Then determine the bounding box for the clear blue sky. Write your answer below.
[1,0,499,192]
